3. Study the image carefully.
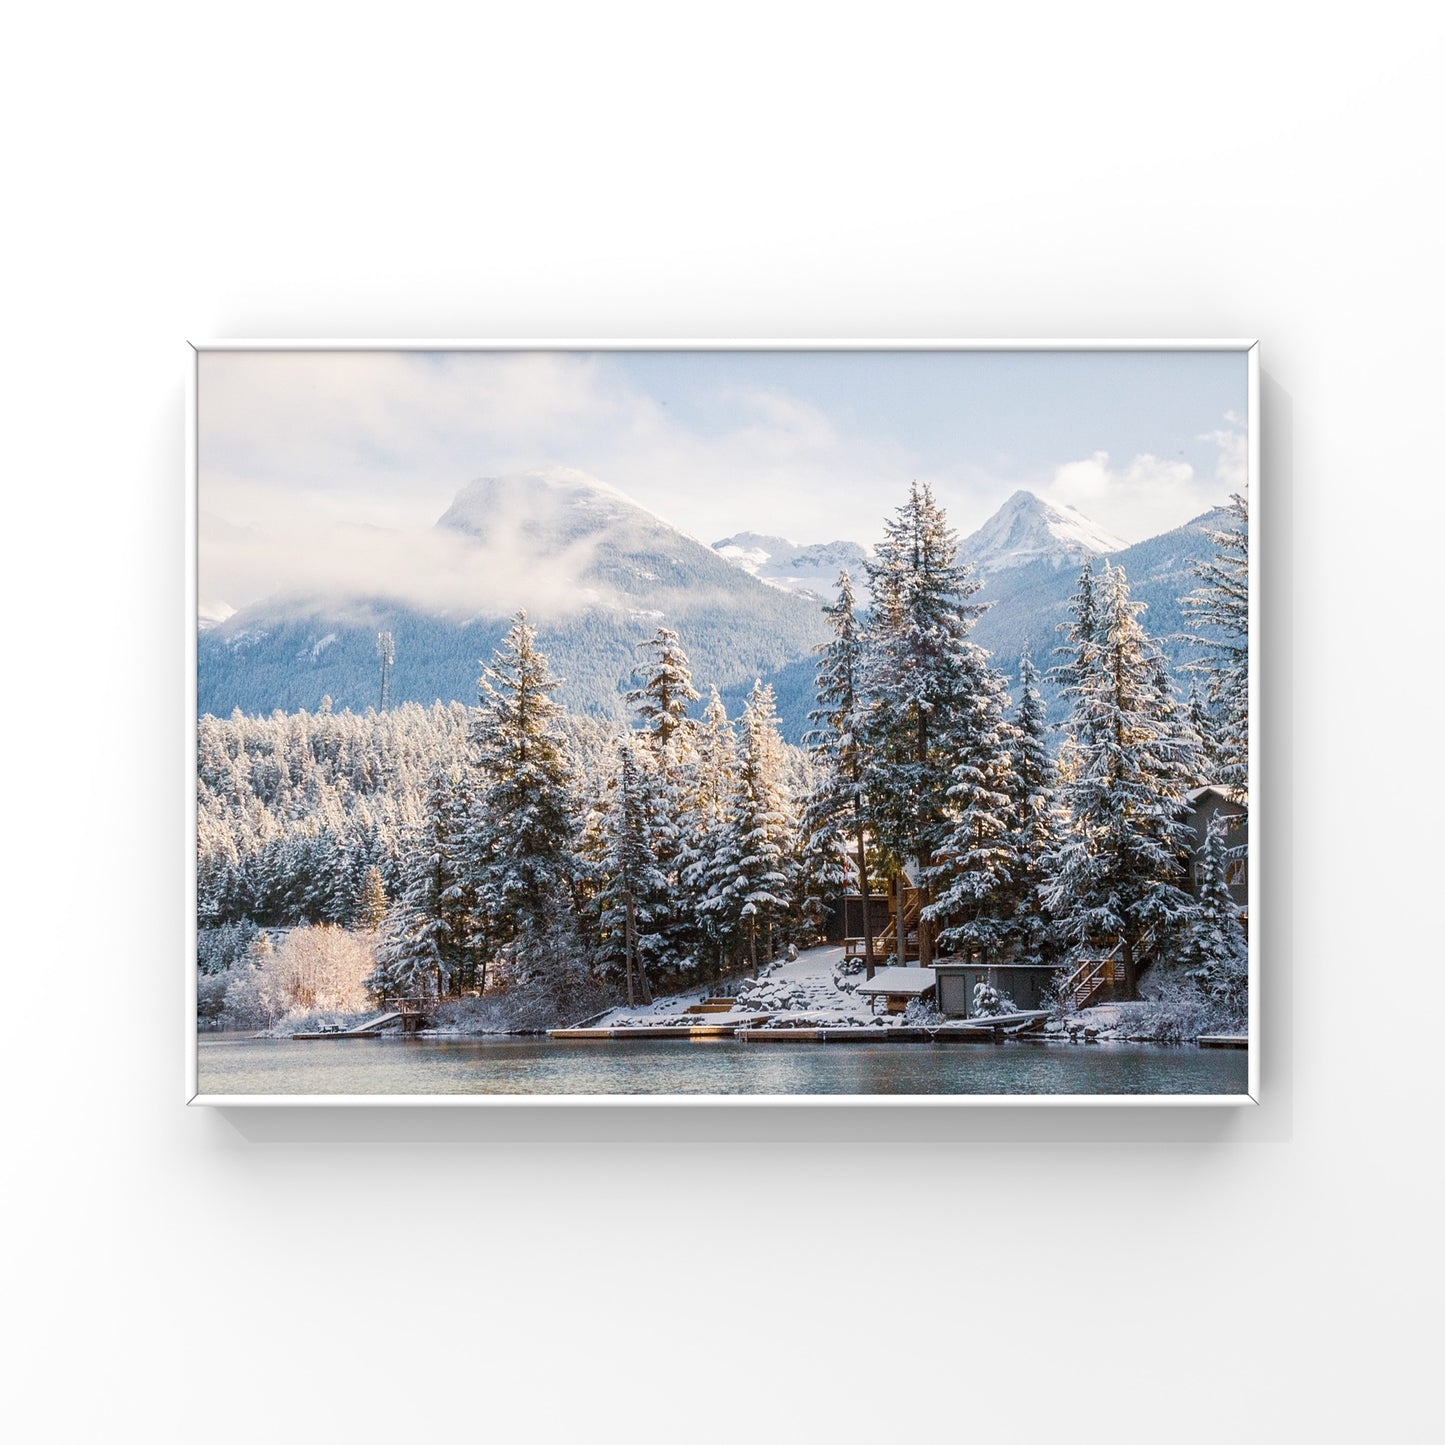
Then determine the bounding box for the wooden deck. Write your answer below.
[1197,1034,1249,1049]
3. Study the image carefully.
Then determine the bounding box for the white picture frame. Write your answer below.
[187,339,1259,1107]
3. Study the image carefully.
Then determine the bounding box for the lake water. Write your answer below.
[197,1034,1248,1097]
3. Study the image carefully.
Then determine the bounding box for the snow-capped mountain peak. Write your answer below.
[958,490,1125,574]
[712,531,869,602]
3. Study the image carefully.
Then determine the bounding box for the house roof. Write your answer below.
[856,967,936,997]
[1186,784,1247,808]
[932,960,1058,972]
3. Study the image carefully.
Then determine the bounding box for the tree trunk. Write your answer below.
[625,896,636,1008]
[854,803,875,981]
[636,933,653,1006]
[749,914,758,974]
[917,849,933,970]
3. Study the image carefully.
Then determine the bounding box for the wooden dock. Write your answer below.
[549,1016,772,1041]
[1197,1034,1248,1049]
[294,1007,430,1040]
[548,1010,1049,1044]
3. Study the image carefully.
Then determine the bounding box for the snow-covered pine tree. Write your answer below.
[721,681,796,973]
[1052,557,1099,692]
[1183,493,1249,793]
[368,759,475,1001]
[625,626,702,982]
[1183,676,1222,783]
[597,736,667,1006]
[468,612,582,985]
[679,686,741,974]
[1004,647,1060,961]
[626,627,701,754]
[801,571,877,968]
[1178,814,1248,1015]
[355,864,389,932]
[862,482,989,967]
[925,661,1018,961]
[1046,564,1199,990]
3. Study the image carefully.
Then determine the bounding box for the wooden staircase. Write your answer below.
[1059,929,1158,1010]
[874,886,923,963]
[686,998,740,1014]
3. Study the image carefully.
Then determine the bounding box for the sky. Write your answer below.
[198,347,1249,614]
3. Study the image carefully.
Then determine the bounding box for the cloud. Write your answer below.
[200,500,609,623]
[1201,409,1248,493]
[1047,450,1198,541]
[199,354,1251,611]
[1044,414,1247,541]
[198,351,915,608]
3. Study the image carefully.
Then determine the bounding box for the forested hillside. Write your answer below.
[970,506,1231,712]
[199,470,832,739]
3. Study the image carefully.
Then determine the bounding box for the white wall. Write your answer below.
[7,3,1436,1441]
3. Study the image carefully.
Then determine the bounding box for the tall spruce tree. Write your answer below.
[625,626,702,982]
[721,681,795,972]
[355,864,389,932]
[468,612,581,982]
[862,482,989,967]
[1183,676,1221,783]
[924,660,1018,960]
[1183,493,1249,793]
[1050,557,1101,749]
[368,759,475,1000]
[597,736,666,1006]
[627,627,701,753]
[801,571,878,971]
[1046,563,1198,989]
[1004,648,1060,961]
[680,686,741,973]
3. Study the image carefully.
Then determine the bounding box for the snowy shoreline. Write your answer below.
[245,945,1240,1048]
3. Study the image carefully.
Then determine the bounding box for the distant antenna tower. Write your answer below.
[376,631,395,711]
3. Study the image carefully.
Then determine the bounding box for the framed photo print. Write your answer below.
[188,341,1258,1104]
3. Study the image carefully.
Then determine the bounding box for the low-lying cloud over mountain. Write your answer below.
[198,469,833,737]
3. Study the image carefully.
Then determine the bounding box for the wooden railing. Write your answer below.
[1058,928,1158,1010]
[874,888,923,961]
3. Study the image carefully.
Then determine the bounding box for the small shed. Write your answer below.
[933,962,1058,1019]
[855,966,936,1015]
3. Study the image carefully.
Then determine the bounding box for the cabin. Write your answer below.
[841,867,923,966]
[933,961,1058,1019]
[1183,784,1248,911]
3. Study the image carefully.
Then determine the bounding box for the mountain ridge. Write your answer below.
[199,469,833,738]
[198,475,1229,742]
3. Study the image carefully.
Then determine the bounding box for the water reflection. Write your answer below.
[197,1035,1248,1097]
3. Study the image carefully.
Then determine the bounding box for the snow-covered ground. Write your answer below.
[595,944,891,1030]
